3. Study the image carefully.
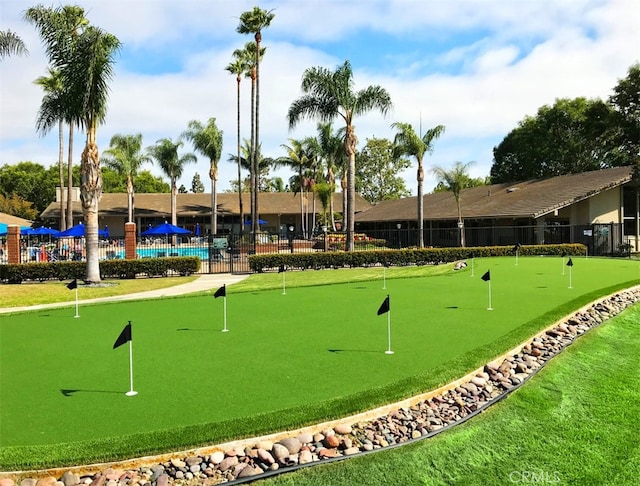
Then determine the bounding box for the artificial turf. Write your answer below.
[0,256,638,469]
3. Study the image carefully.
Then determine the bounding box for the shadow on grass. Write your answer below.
[176,328,215,332]
[60,389,122,397]
[327,348,379,354]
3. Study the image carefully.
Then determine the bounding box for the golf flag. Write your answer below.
[280,265,287,295]
[561,251,567,258]
[66,279,77,290]
[567,258,574,288]
[481,270,491,281]
[278,264,286,273]
[113,322,132,349]
[214,284,226,299]
[377,295,390,315]
[566,258,573,267]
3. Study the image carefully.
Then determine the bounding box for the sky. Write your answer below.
[1,0,638,196]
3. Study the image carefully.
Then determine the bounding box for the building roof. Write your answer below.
[355,166,633,222]
[0,211,33,227]
[41,192,372,219]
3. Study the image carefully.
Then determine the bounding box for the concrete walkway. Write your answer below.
[0,273,251,314]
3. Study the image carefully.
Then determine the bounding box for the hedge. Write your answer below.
[247,243,587,273]
[0,257,200,284]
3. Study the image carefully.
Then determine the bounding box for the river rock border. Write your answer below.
[3,286,639,486]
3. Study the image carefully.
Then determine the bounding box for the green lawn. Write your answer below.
[0,256,638,469]
[260,298,640,486]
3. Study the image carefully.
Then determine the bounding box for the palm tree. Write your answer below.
[392,122,445,247]
[432,161,475,247]
[280,138,315,238]
[288,60,392,251]
[225,50,250,234]
[317,122,345,231]
[147,138,197,238]
[101,134,151,223]
[237,7,275,241]
[0,30,28,59]
[182,118,223,235]
[25,5,88,231]
[34,67,66,230]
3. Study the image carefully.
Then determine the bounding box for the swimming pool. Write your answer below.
[112,246,224,260]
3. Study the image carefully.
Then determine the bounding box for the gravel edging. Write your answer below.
[2,286,639,485]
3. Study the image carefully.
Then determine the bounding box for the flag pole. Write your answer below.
[282,271,286,295]
[487,279,493,310]
[74,287,79,318]
[568,265,572,289]
[126,339,137,396]
[385,310,393,355]
[515,249,518,266]
[562,255,565,275]
[222,294,228,332]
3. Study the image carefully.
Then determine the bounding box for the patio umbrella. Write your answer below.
[21,227,61,236]
[141,222,191,236]
[195,223,201,237]
[0,223,31,236]
[56,223,109,238]
[244,219,268,225]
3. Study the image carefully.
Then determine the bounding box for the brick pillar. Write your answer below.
[125,222,137,260]
[7,225,21,264]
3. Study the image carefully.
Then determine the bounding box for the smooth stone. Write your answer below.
[278,437,302,454]
[209,451,225,464]
[334,423,352,435]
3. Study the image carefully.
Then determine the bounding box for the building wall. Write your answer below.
[588,187,622,224]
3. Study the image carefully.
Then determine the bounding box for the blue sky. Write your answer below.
[1,0,638,195]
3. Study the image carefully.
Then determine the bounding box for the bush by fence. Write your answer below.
[0,257,200,284]
[248,243,587,272]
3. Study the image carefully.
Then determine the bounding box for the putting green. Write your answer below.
[0,256,638,468]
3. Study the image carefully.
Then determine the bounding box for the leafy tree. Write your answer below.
[191,173,205,193]
[178,184,187,194]
[147,138,196,233]
[0,162,55,213]
[0,193,38,220]
[355,138,411,204]
[288,60,392,250]
[609,63,640,180]
[237,7,275,239]
[432,161,475,247]
[134,170,170,193]
[0,29,28,59]
[392,122,445,247]
[316,122,345,231]
[182,118,223,234]
[433,175,488,192]
[101,133,151,222]
[280,137,315,238]
[491,97,625,183]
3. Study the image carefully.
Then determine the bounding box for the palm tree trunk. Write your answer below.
[236,75,244,236]
[328,167,336,232]
[58,120,66,230]
[66,124,74,229]
[250,68,257,242]
[80,128,102,284]
[254,34,261,244]
[345,125,357,252]
[340,176,347,233]
[171,179,177,246]
[127,176,134,222]
[210,165,218,235]
[417,162,424,248]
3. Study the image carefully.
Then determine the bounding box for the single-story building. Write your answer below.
[40,192,372,238]
[355,166,638,253]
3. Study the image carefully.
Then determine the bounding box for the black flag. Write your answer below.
[566,258,573,267]
[377,295,390,315]
[513,243,521,252]
[214,284,226,298]
[66,279,77,290]
[278,265,286,273]
[561,251,567,258]
[113,322,132,349]
[481,270,491,281]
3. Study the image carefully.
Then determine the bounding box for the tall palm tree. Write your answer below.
[34,67,66,230]
[237,7,275,240]
[225,50,250,234]
[288,60,392,251]
[391,122,445,247]
[280,138,315,238]
[182,118,223,235]
[432,161,475,247]
[101,134,151,223]
[147,138,197,236]
[317,122,345,231]
[0,30,28,59]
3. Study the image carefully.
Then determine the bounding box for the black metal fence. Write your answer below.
[4,223,627,274]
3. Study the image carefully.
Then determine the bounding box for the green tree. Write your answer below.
[191,173,205,193]
[280,138,315,238]
[609,63,640,180]
[491,98,623,183]
[0,162,55,214]
[134,170,170,193]
[432,161,475,247]
[101,133,151,222]
[392,122,445,247]
[0,193,38,220]
[0,30,28,59]
[288,60,392,251]
[147,138,196,234]
[182,118,223,234]
[316,122,345,231]
[225,49,251,232]
[355,137,411,204]
[34,67,66,229]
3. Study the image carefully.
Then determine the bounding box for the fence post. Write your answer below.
[7,225,20,264]
[125,222,137,260]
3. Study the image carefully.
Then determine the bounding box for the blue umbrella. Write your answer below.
[195,223,201,236]
[21,227,60,236]
[56,223,108,238]
[0,223,31,235]
[244,219,268,225]
[141,222,191,236]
